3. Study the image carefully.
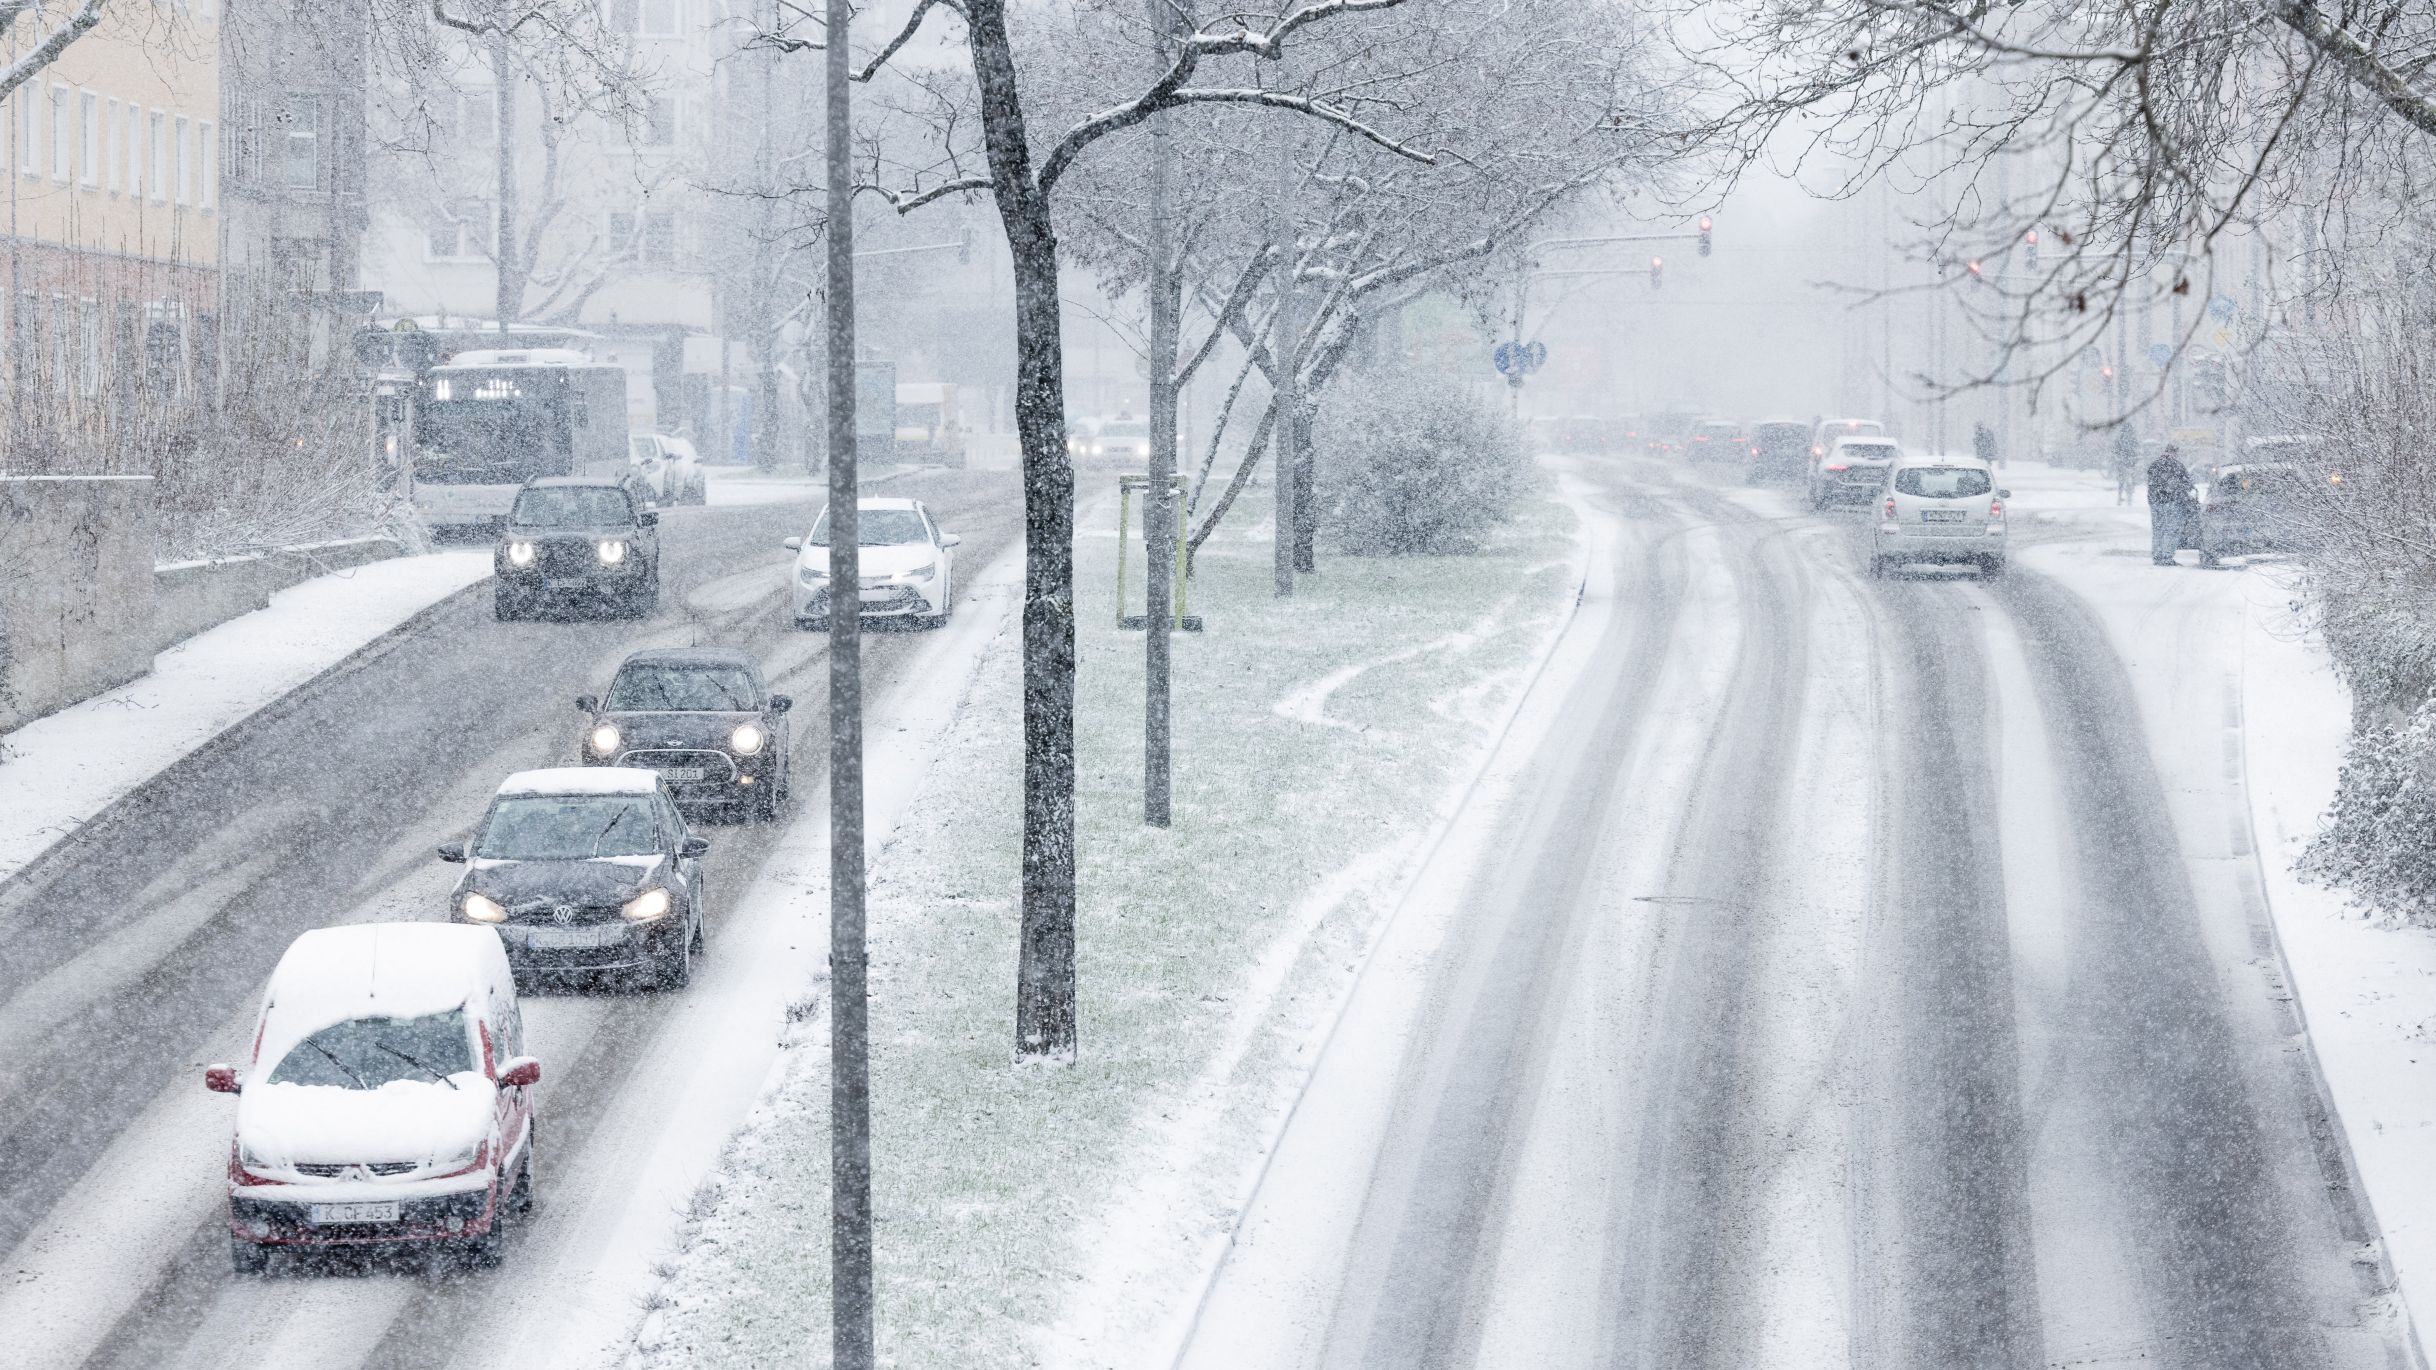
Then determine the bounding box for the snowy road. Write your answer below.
[1182,457,2411,1370]
[0,471,1019,1370]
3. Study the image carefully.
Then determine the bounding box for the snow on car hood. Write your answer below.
[797,543,937,578]
[237,1076,494,1168]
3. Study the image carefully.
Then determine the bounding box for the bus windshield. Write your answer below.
[416,371,571,485]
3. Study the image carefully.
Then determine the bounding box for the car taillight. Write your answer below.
[1825,463,1848,473]
[1884,497,1897,519]
[1989,499,2005,519]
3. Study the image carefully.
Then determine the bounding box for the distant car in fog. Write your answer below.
[1687,419,1743,465]
[1810,417,1887,461]
[1747,420,1811,484]
[2195,462,2308,567]
[1810,434,1903,508]
[1092,417,1152,463]
[1871,452,2008,577]
[627,433,705,506]
[1645,411,1698,459]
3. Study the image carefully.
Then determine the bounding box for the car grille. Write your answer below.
[535,540,600,574]
[504,897,625,926]
[292,1161,420,1178]
[620,748,738,783]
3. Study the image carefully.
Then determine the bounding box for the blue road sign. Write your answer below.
[2208,292,2237,322]
[2148,342,2174,369]
[1525,340,1547,371]
[1493,340,1547,378]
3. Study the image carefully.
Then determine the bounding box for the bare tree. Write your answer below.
[0,0,109,102]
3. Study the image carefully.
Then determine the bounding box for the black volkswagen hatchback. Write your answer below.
[576,647,794,822]
[494,477,662,620]
[440,767,710,989]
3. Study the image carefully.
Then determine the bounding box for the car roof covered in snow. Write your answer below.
[616,646,759,672]
[1889,451,1989,469]
[522,475,629,490]
[496,766,661,797]
[255,923,513,1068]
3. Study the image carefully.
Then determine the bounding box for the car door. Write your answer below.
[659,787,700,912]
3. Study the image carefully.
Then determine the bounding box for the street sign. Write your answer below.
[1493,340,1548,378]
[2148,342,2174,369]
[1525,340,1547,371]
[2208,292,2237,322]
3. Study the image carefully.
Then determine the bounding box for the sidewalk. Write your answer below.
[0,551,493,887]
[623,480,1586,1370]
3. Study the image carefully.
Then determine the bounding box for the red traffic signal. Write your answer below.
[1966,259,1983,278]
[2023,229,2040,267]
[1650,255,1663,288]
[1697,215,1713,257]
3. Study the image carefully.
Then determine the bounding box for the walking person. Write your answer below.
[2147,445,2194,565]
[2111,424,2139,506]
[1973,420,1998,469]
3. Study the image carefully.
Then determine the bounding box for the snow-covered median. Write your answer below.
[624,482,1584,1369]
[0,550,493,886]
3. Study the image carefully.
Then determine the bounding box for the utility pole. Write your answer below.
[823,0,873,1362]
[491,31,515,335]
[751,0,780,470]
[1142,0,1177,827]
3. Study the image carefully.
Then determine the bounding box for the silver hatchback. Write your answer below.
[1871,454,2009,577]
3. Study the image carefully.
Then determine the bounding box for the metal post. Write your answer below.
[823,0,873,1362]
[1142,0,1176,827]
[1270,135,1295,598]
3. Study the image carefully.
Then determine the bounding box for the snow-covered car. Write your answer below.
[2195,461,2305,567]
[439,767,712,987]
[627,432,706,506]
[1809,433,1904,508]
[206,923,540,1274]
[784,497,961,631]
[576,647,793,821]
[1870,453,2009,578]
[1747,419,1811,484]
[1687,419,1744,464]
[493,477,662,620]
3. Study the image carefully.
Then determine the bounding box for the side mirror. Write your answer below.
[768,694,792,713]
[437,841,467,863]
[783,536,802,552]
[681,835,712,858]
[575,694,598,713]
[497,1057,542,1089]
[1997,488,2013,500]
[639,511,659,528]
[205,1065,240,1094]
[942,533,963,548]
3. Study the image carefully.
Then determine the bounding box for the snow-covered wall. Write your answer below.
[151,537,403,655]
[0,477,159,734]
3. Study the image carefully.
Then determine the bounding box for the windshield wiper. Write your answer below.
[303,1038,369,1089]
[590,808,640,856]
[372,1042,460,1091]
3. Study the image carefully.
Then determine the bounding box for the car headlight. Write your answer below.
[462,892,507,924]
[597,540,627,565]
[730,722,765,755]
[588,723,621,756]
[623,887,673,922]
[799,564,829,585]
[506,541,536,567]
[903,562,936,583]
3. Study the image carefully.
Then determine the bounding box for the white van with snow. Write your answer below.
[205,923,541,1273]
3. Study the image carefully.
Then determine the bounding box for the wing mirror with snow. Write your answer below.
[497,1057,541,1089]
[436,842,467,863]
[204,1065,239,1094]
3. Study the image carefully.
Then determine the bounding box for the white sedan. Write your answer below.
[784,497,961,630]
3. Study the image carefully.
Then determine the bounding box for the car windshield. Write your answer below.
[265,1009,474,1089]
[607,664,758,712]
[1103,421,1149,438]
[806,509,930,546]
[629,436,656,461]
[1838,442,1899,461]
[1896,466,1993,498]
[513,487,630,527]
[477,795,659,860]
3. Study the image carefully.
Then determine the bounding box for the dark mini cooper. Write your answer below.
[494,477,662,620]
[576,648,793,822]
[440,768,710,989]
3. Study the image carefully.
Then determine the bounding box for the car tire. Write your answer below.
[1981,556,2007,579]
[509,1134,536,1218]
[460,1225,505,1270]
[494,587,525,622]
[655,922,695,991]
[798,616,828,633]
[231,1236,270,1276]
[753,778,783,823]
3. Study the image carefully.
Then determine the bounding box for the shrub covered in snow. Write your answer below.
[2303,699,2436,919]
[1314,369,1523,556]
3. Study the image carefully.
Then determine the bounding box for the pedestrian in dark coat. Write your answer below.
[2147,447,2194,564]
[1973,421,1998,469]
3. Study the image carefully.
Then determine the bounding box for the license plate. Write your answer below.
[1920,509,1967,522]
[528,925,625,949]
[545,578,591,590]
[658,766,708,781]
[309,1201,400,1225]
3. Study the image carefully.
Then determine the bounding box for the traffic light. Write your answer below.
[1966,259,1984,279]
[2023,229,2039,267]
[1697,215,1713,257]
[1650,255,1663,288]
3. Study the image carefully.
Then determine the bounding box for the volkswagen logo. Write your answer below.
[552,904,577,925]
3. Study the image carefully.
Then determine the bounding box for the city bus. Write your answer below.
[412,348,630,532]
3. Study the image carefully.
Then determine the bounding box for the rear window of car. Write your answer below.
[608,664,759,711]
[266,1009,473,1089]
[1837,441,1899,461]
[513,486,631,527]
[1895,466,1993,498]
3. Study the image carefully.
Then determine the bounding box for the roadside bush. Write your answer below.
[1314,370,1523,556]
[2303,700,2436,919]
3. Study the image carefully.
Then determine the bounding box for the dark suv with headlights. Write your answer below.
[440,767,710,989]
[576,647,793,822]
[494,477,661,620]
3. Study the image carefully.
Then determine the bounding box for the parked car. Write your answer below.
[440,767,711,988]
[1092,416,1152,463]
[1747,419,1811,484]
[1870,453,2009,577]
[1810,434,1904,508]
[785,497,961,631]
[493,477,661,620]
[1687,419,1744,465]
[208,923,540,1273]
[2196,462,2306,566]
[576,647,793,821]
[627,432,706,506]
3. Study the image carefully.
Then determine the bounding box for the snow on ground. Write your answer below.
[2028,463,2436,1343]
[701,462,937,509]
[622,479,1585,1369]
[0,550,494,887]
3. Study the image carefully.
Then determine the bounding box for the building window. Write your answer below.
[609,208,679,266]
[49,84,68,181]
[78,90,95,187]
[642,92,675,147]
[149,109,165,201]
[104,97,118,192]
[454,87,495,151]
[200,120,215,209]
[175,115,191,204]
[280,96,318,189]
[427,201,490,261]
[18,83,35,178]
[611,0,681,36]
[121,103,137,195]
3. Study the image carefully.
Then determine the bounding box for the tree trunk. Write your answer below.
[491,35,519,332]
[1142,0,1178,828]
[966,0,1078,1064]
